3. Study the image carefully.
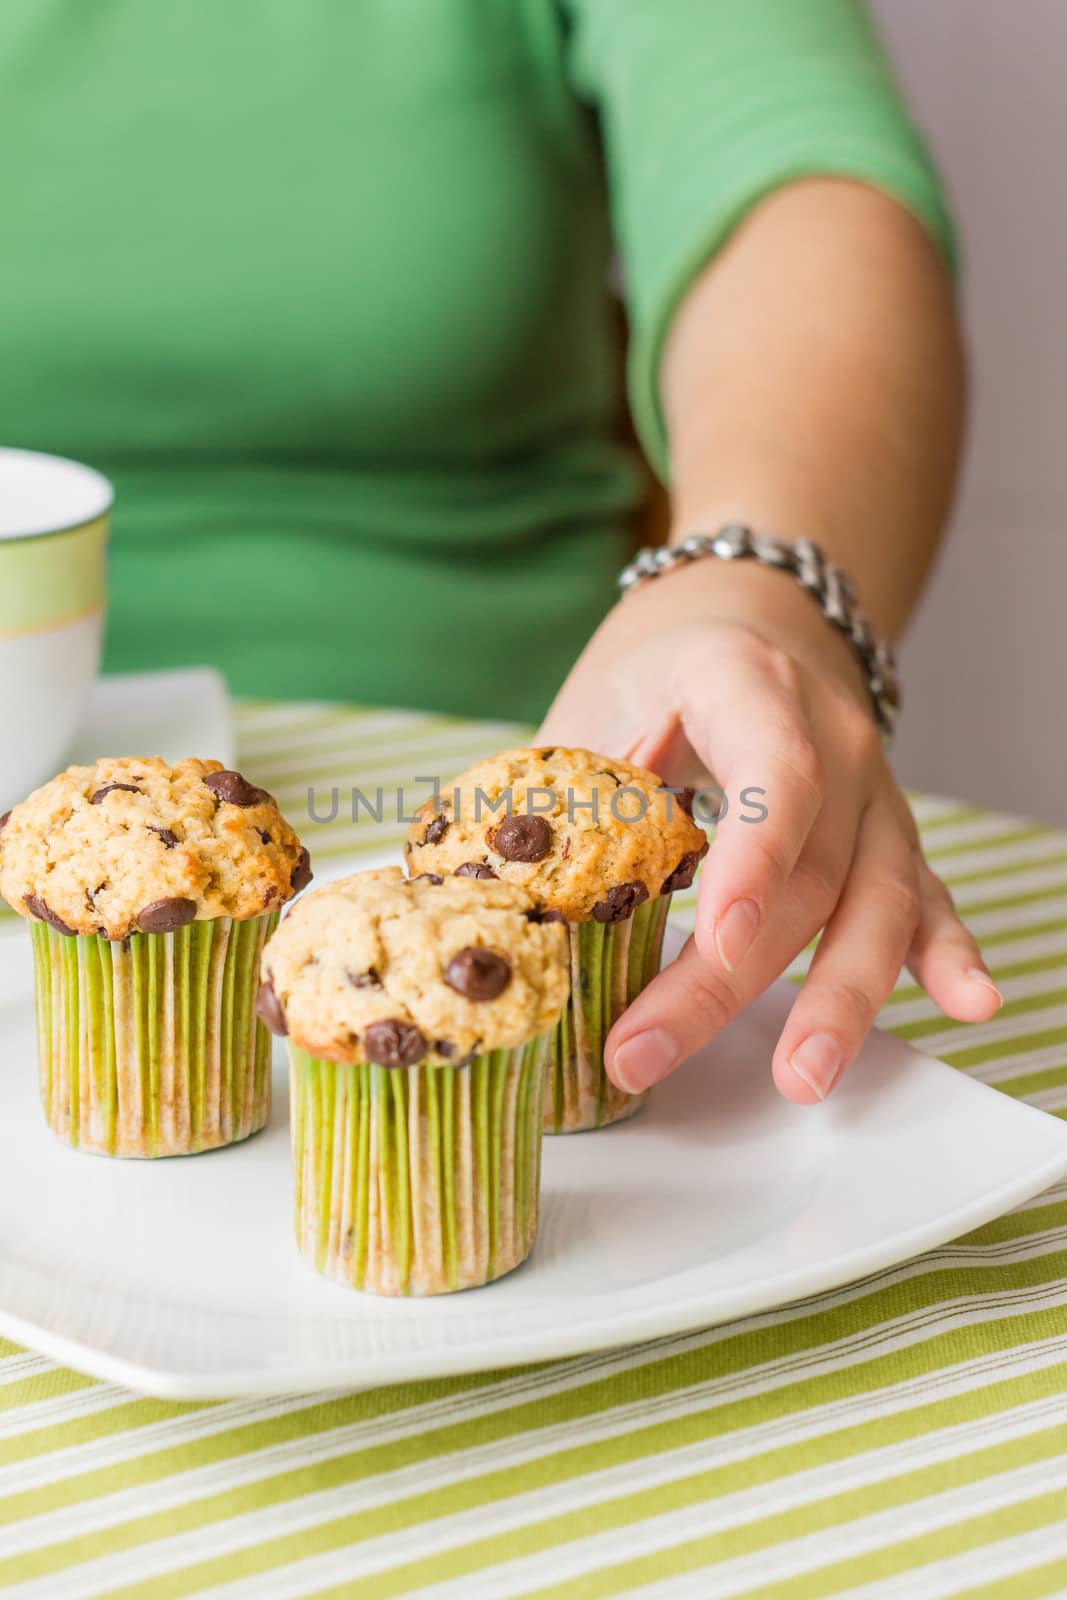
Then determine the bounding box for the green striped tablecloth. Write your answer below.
[2,700,1066,1600]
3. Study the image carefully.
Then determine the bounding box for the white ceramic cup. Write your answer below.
[0,448,112,811]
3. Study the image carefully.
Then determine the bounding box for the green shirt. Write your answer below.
[0,1,952,722]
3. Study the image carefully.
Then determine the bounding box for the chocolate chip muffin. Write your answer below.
[407,747,708,1133]
[258,868,569,1296]
[0,758,311,1158]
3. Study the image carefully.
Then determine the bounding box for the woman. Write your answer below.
[0,0,1001,1105]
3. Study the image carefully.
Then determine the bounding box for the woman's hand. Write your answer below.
[540,180,975,1102]
[537,558,1001,1104]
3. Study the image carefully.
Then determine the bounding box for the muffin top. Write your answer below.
[258,867,570,1068]
[405,747,708,923]
[0,757,311,939]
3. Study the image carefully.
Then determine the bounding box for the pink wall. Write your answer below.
[873,0,1067,823]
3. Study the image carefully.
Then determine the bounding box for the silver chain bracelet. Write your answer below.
[618,525,900,742]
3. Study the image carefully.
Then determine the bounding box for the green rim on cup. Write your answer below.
[0,447,111,637]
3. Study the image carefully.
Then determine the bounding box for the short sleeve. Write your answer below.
[560,0,958,480]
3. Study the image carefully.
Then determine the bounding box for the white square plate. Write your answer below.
[1,923,1066,1399]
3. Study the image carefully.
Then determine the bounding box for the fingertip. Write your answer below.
[932,967,1003,1024]
[949,994,1004,1024]
[691,893,761,972]
[966,966,1004,1005]
[714,897,762,973]
[947,972,1004,1024]
[772,1054,829,1106]
[606,1027,678,1095]
[773,1031,847,1105]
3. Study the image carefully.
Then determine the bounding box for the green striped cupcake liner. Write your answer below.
[289,1033,552,1296]
[546,892,671,1134]
[29,913,278,1158]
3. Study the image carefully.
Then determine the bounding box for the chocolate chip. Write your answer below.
[490,814,553,863]
[423,814,450,845]
[525,906,567,925]
[148,826,179,850]
[262,885,278,908]
[290,846,313,894]
[676,787,695,819]
[435,1038,475,1066]
[257,828,272,845]
[592,881,650,924]
[89,783,141,805]
[24,895,76,936]
[594,769,621,787]
[203,770,269,807]
[411,872,444,886]
[255,978,288,1037]
[444,946,513,1001]
[347,967,382,990]
[0,811,10,835]
[136,897,197,934]
[454,862,498,880]
[364,1019,427,1069]
[661,845,708,895]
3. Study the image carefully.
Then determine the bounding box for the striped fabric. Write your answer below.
[1,700,1066,1599]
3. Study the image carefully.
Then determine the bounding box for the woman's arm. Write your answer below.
[664,177,964,632]
[540,178,999,1104]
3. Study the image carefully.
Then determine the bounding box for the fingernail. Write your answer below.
[967,967,1003,1007]
[715,899,761,972]
[790,1033,844,1100]
[611,1028,677,1094]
